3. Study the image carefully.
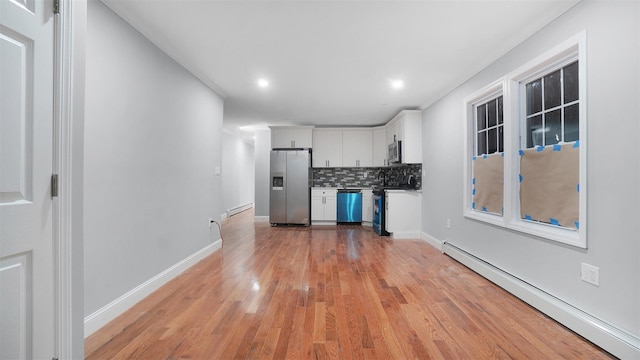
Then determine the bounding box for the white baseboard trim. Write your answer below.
[421,231,444,252]
[390,231,422,240]
[228,202,253,217]
[83,239,222,338]
[442,240,640,359]
[221,212,228,220]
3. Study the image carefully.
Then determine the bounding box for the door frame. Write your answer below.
[53,0,85,358]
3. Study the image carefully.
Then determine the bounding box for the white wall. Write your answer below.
[421,0,639,356]
[254,129,271,218]
[84,0,224,318]
[221,130,255,216]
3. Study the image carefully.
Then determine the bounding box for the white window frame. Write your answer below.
[463,80,507,227]
[464,31,587,248]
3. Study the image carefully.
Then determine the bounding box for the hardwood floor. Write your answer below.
[85,209,613,359]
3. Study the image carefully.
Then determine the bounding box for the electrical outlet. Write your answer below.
[363,171,368,179]
[446,218,451,229]
[580,263,600,286]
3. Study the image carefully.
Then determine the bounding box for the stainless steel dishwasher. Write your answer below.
[337,189,362,224]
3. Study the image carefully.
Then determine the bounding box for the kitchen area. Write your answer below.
[269,110,423,239]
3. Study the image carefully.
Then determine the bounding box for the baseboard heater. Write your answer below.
[442,241,640,359]
[227,203,253,217]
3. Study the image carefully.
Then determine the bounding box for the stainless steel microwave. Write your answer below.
[388,140,402,164]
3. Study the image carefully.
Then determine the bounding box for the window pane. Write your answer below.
[488,128,497,154]
[498,126,504,152]
[487,99,497,127]
[564,103,579,142]
[564,61,579,103]
[544,70,561,109]
[526,115,542,148]
[497,96,503,124]
[477,131,487,155]
[477,104,486,131]
[526,79,542,115]
[545,109,561,145]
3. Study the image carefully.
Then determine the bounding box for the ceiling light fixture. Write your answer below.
[257,78,269,88]
[390,79,404,90]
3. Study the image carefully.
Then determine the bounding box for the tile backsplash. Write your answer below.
[312,164,422,189]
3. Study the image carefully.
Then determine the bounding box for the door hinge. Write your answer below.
[53,0,60,14]
[51,174,59,198]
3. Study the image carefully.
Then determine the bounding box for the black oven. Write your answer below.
[372,189,389,236]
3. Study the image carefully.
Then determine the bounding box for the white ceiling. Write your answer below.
[101,0,579,135]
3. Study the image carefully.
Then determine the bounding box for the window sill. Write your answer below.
[465,209,584,248]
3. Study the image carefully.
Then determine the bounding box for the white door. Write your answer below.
[1,0,56,358]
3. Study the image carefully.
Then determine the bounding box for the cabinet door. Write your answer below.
[324,195,337,221]
[293,128,313,148]
[372,128,387,166]
[311,196,324,221]
[362,193,373,222]
[400,111,422,164]
[272,128,293,148]
[342,130,372,167]
[313,130,343,167]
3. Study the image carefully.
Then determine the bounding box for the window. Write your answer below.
[472,96,504,217]
[464,32,586,248]
[524,61,579,148]
[519,60,579,230]
[476,96,504,155]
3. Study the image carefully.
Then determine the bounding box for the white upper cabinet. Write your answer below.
[313,129,343,167]
[342,129,372,167]
[387,110,422,164]
[270,126,313,148]
[372,127,387,166]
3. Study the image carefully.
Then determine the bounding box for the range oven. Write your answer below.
[372,189,390,236]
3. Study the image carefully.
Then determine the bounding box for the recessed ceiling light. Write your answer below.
[257,78,269,88]
[390,79,404,90]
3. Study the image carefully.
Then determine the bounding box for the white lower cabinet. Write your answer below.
[362,190,373,223]
[385,191,422,238]
[312,188,337,224]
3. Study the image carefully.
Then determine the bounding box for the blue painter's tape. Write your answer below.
[550,218,559,226]
[553,144,562,151]
[573,140,580,148]
[577,184,580,193]
[472,178,476,185]
[574,221,580,229]
[483,154,487,159]
[472,156,477,161]
[472,202,476,209]
[524,215,532,220]
[518,149,524,156]
[536,145,544,152]
[501,207,504,215]
[519,174,523,183]
[472,188,476,195]
[482,207,487,212]
[501,152,504,157]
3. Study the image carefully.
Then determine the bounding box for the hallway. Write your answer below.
[85,210,612,359]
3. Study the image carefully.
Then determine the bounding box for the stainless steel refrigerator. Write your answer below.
[270,149,311,225]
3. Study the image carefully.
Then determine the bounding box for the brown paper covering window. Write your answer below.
[520,143,579,229]
[473,153,504,215]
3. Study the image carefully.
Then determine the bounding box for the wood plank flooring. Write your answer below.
[85,209,614,359]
